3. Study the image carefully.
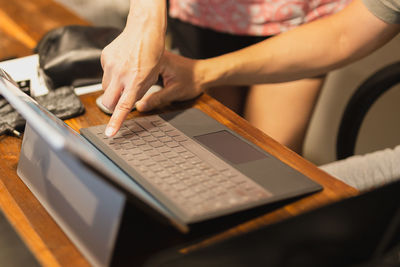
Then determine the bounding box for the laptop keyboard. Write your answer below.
[83,115,272,219]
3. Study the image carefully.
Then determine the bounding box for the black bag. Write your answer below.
[35,25,121,89]
[1,25,120,136]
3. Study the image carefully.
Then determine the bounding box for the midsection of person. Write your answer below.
[168,0,350,155]
[169,0,351,36]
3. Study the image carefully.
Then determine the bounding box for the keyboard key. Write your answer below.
[150,141,164,148]
[125,122,144,133]
[138,131,151,138]
[140,144,153,151]
[180,151,195,159]
[164,151,178,159]
[129,148,142,155]
[172,135,188,142]
[152,155,167,162]
[132,139,146,146]
[166,130,180,137]
[151,164,164,173]
[151,120,165,126]
[171,157,185,165]
[145,149,160,157]
[159,136,173,143]
[159,125,175,132]
[172,146,186,153]
[136,154,150,161]
[166,141,180,148]
[152,131,166,138]
[136,118,158,132]
[143,135,157,142]
[160,161,174,168]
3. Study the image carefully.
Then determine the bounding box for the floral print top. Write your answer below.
[169,0,352,36]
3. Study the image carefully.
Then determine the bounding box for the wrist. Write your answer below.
[196,57,233,90]
[195,59,214,91]
[126,0,166,33]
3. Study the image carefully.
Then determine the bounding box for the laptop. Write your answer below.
[0,68,322,233]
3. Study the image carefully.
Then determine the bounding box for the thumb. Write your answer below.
[136,85,176,112]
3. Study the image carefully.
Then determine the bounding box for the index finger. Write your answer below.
[104,90,137,137]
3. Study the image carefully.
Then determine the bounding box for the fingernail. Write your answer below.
[105,126,115,137]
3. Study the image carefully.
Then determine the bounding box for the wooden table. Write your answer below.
[0,1,358,266]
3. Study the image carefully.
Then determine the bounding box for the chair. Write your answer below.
[303,35,400,166]
[319,62,400,191]
[336,61,400,160]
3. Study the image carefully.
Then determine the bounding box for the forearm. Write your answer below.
[200,0,400,88]
[199,24,338,88]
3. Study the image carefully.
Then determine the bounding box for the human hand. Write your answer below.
[101,0,166,137]
[135,50,206,112]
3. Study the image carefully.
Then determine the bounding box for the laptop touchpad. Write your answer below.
[194,130,267,165]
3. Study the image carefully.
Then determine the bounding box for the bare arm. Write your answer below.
[202,0,400,87]
[101,0,166,136]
